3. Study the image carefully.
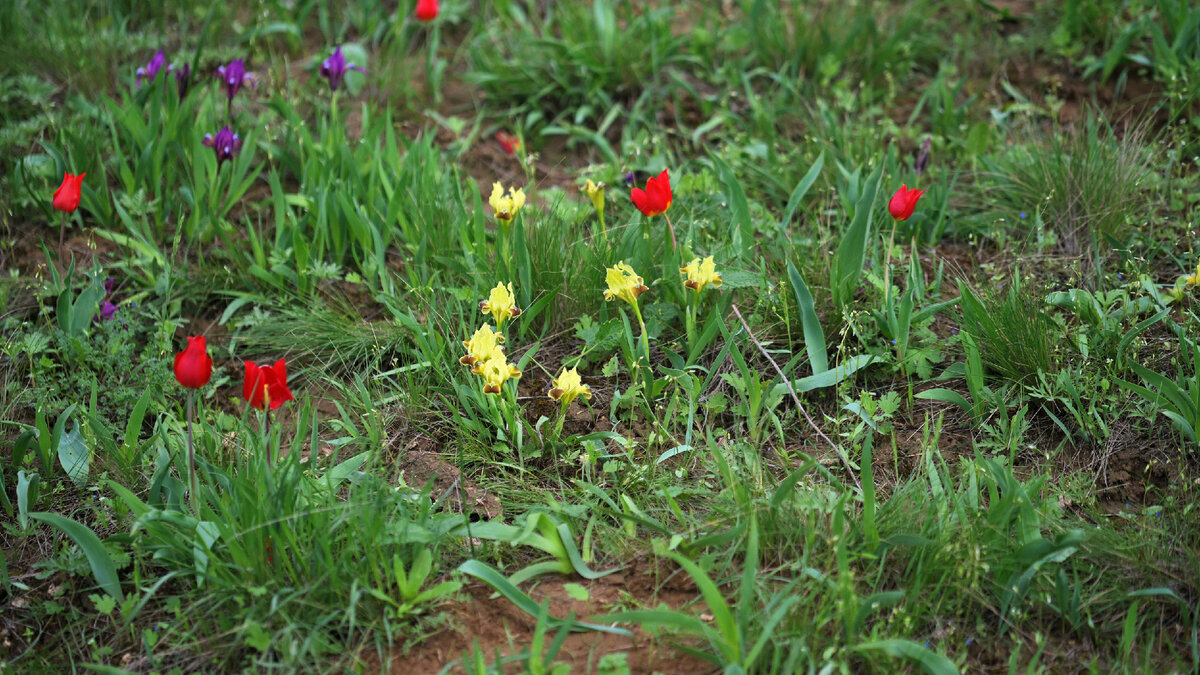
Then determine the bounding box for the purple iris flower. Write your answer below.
[202,126,243,165]
[215,58,256,102]
[915,136,931,175]
[320,46,366,92]
[175,62,192,99]
[93,278,118,323]
[97,301,119,322]
[136,51,171,87]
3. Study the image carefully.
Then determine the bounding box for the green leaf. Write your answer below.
[16,470,39,530]
[830,163,882,308]
[30,511,124,602]
[772,354,877,399]
[57,421,90,487]
[780,153,825,230]
[456,560,629,635]
[853,639,959,675]
[914,388,973,415]
[563,583,590,602]
[787,260,828,374]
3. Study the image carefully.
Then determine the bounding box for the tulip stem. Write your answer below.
[264,412,273,467]
[58,211,67,260]
[663,213,678,251]
[186,390,198,514]
[883,220,898,306]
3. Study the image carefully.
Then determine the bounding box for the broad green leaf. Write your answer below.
[772,354,877,399]
[853,639,959,675]
[780,153,825,230]
[914,388,973,415]
[57,421,90,487]
[830,163,882,308]
[30,511,124,602]
[456,560,629,635]
[787,260,828,374]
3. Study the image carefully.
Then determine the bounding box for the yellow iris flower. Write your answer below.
[584,180,605,216]
[477,351,522,394]
[603,262,649,307]
[681,256,723,294]
[460,324,504,368]
[548,367,591,406]
[489,182,526,227]
[480,282,522,329]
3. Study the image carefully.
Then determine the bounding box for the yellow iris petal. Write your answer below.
[548,367,592,406]
[603,262,649,307]
[480,282,522,328]
[681,256,723,294]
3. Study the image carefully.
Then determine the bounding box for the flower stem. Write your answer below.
[685,291,698,356]
[631,301,651,366]
[264,411,273,468]
[662,212,678,251]
[186,390,198,514]
[58,211,67,260]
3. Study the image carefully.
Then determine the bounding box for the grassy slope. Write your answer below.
[1,0,1199,673]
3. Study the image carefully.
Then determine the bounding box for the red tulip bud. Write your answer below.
[415,0,438,21]
[630,169,672,217]
[888,184,925,222]
[53,172,86,213]
[174,336,213,389]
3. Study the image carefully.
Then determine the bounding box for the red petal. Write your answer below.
[630,187,652,216]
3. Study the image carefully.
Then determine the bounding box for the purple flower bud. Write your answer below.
[215,58,256,102]
[320,46,366,92]
[202,126,243,165]
[93,300,119,324]
[136,51,171,88]
[175,62,192,99]
[914,136,931,175]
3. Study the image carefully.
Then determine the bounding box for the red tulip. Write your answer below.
[496,131,519,155]
[174,336,213,389]
[630,169,672,218]
[243,359,294,411]
[888,184,925,222]
[53,172,86,213]
[415,0,438,21]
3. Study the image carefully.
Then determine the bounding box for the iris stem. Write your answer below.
[631,301,651,366]
[685,291,698,357]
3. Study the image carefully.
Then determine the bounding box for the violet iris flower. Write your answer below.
[202,126,243,165]
[215,58,256,102]
[93,278,118,323]
[175,62,192,98]
[320,46,366,92]
[136,51,170,87]
[915,136,932,175]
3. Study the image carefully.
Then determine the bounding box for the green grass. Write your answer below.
[2,0,1199,673]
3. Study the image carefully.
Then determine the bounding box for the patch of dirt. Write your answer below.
[393,559,713,674]
[397,443,505,521]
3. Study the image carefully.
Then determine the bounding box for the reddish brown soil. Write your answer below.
[393,564,714,674]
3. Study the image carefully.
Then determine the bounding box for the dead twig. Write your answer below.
[730,304,861,489]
